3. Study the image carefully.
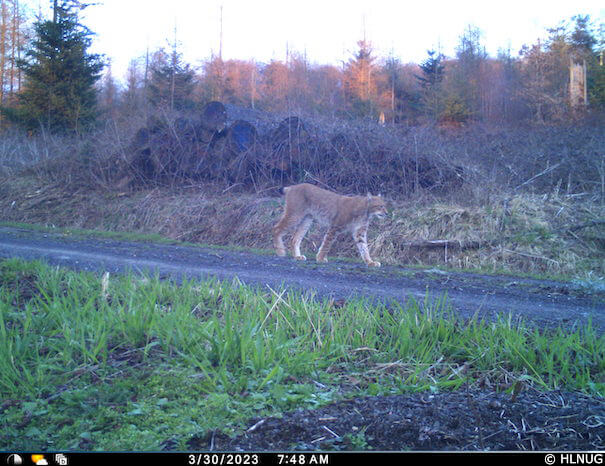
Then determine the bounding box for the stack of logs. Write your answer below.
[121,101,311,185]
[118,101,463,193]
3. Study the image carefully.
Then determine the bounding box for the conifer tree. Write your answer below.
[9,0,104,132]
[344,39,380,117]
[449,26,486,121]
[416,50,445,89]
[416,50,445,120]
[147,44,195,112]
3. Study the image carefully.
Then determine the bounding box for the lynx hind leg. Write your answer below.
[353,226,380,267]
[316,227,338,263]
[273,209,309,257]
[273,213,298,257]
[291,216,313,260]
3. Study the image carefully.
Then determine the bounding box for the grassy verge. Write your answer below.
[0,258,603,451]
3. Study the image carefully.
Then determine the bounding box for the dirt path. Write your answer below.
[0,225,603,333]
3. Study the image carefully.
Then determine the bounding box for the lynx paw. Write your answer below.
[316,256,328,263]
[276,248,287,257]
[367,260,381,267]
[294,255,307,261]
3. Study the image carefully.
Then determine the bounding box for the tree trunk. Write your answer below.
[0,0,8,111]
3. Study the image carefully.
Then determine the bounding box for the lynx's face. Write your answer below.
[368,195,388,219]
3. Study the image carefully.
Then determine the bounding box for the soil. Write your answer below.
[189,390,605,451]
[1,225,604,451]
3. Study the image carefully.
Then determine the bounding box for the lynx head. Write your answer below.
[367,193,388,219]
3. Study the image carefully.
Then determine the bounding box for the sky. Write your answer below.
[27,0,605,84]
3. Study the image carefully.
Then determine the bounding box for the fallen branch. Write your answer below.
[398,239,496,251]
[397,219,605,252]
[514,163,562,191]
[564,219,605,232]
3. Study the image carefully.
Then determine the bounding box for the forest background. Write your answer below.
[0,0,602,133]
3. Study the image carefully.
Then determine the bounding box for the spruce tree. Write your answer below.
[416,50,445,89]
[344,39,379,117]
[416,50,445,120]
[10,0,104,132]
[147,46,196,112]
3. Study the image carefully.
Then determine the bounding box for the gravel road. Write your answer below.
[1,226,602,333]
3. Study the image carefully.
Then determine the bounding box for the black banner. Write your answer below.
[3,452,604,466]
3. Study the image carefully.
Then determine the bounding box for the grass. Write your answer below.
[0,258,603,451]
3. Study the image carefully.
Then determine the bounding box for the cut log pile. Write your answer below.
[117,101,464,195]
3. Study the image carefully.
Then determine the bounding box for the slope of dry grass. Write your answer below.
[1,175,603,281]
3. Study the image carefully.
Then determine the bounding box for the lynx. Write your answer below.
[273,183,387,267]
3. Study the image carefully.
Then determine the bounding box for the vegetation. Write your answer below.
[147,45,196,113]
[0,5,602,126]
[4,0,104,133]
[0,5,601,203]
[114,15,605,123]
[0,258,602,450]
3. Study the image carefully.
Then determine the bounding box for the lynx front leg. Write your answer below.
[353,226,380,267]
[316,227,338,263]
